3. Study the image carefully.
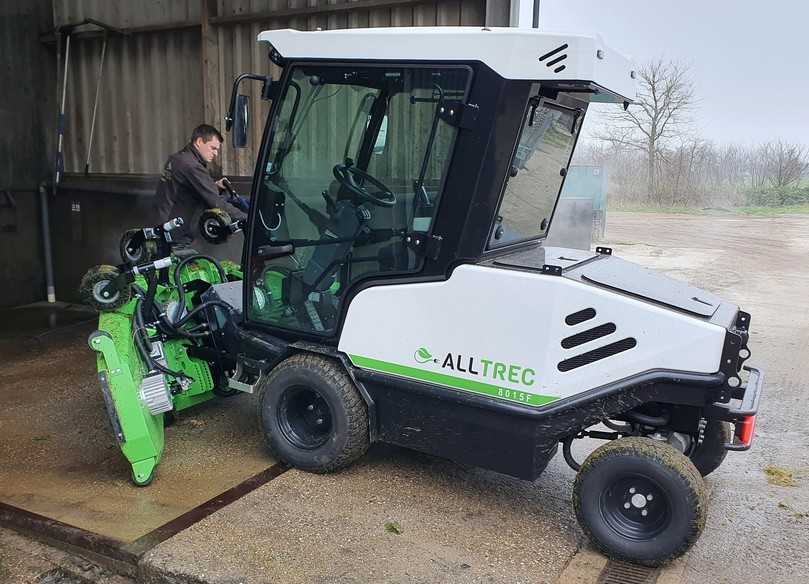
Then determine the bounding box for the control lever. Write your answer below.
[220,177,250,213]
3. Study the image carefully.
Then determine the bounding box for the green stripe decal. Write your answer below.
[349,355,559,408]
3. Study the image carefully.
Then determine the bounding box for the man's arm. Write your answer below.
[181,159,247,220]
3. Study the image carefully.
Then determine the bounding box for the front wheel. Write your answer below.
[79,265,131,311]
[257,353,369,473]
[573,437,706,566]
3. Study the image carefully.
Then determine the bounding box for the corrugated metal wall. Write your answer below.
[0,0,55,307]
[53,0,489,177]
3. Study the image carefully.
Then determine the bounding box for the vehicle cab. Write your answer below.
[232,27,637,340]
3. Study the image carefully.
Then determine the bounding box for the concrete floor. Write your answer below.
[1,211,807,583]
[0,303,274,543]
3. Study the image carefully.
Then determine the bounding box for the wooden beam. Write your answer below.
[201,0,219,128]
[40,21,200,44]
[209,0,425,25]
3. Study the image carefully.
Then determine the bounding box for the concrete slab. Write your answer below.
[141,444,579,584]
[0,304,275,544]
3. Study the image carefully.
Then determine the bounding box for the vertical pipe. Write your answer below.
[38,182,56,304]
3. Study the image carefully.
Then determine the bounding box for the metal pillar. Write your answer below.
[509,0,540,28]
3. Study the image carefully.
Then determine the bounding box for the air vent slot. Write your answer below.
[561,323,616,349]
[557,338,637,372]
[565,308,596,326]
[539,43,568,73]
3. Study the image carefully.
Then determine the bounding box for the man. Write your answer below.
[154,124,247,246]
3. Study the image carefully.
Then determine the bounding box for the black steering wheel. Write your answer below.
[333,163,396,208]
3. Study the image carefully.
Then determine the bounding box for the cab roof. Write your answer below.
[257,27,637,102]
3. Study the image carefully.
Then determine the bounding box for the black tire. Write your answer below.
[79,265,131,311]
[198,209,232,244]
[573,437,706,566]
[257,353,369,473]
[119,229,156,264]
[689,420,731,477]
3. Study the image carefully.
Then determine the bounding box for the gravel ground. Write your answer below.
[604,212,809,584]
[144,211,809,584]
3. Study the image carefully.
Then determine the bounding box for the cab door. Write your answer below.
[244,64,471,338]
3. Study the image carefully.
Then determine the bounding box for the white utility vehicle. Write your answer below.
[92,27,764,567]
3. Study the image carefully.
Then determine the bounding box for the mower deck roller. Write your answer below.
[81,27,764,566]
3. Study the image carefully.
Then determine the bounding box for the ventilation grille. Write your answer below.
[565,307,596,326]
[561,322,616,349]
[539,43,568,73]
[558,337,637,372]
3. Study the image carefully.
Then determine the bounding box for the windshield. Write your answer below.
[489,93,583,248]
[247,64,470,335]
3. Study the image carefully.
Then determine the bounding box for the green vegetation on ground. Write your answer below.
[610,203,809,216]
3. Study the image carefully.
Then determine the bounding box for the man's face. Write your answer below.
[194,136,221,163]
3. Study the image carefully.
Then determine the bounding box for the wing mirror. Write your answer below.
[225,73,276,149]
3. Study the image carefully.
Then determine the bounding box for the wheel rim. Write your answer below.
[276,385,333,450]
[600,474,671,540]
[123,238,142,262]
[92,280,119,304]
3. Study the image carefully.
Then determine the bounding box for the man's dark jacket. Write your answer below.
[153,144,246,244]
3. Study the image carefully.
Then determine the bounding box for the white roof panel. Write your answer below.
[257,27,637,101]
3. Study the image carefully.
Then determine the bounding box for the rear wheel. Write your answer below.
[689,420,731,477]
[573,437,706,566]
[257,353,369,473]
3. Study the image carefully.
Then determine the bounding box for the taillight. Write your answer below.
[736,415,756,448]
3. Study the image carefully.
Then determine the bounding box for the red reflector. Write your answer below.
[737,415,756,447]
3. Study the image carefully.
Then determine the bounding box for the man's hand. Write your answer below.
[214,178,227,191]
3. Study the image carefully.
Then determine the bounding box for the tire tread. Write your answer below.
[573,437,706,566]
[258,353,369,473]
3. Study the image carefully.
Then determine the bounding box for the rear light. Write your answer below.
[736,415,756,448]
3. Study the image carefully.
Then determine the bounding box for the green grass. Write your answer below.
[610,204,809,216]
[735,203,809,216]
[610,205,714,215]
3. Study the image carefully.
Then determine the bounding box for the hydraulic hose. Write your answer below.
[173,299,235,329]
[171,254,227,324]
[158,312,210,339]
[624,411,670,427]
[134,294,152,353]
[133,298,190,382]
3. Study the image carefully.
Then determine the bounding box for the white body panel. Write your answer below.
[258,27,636,101]
[338,263,726,407]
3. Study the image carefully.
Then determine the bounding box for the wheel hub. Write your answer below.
[92,280,118,303]
[277,386,333,450]
[602,475,670,540]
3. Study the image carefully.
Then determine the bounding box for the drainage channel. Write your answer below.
[597,559,660,584]
[0,463,288,577]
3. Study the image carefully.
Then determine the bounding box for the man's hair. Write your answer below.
[190,124,224,144]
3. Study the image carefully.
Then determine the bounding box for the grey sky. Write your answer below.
[541,0,809,147]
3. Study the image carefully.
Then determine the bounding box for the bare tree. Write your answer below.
[598,60,695,202]
[763,140,808,189]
